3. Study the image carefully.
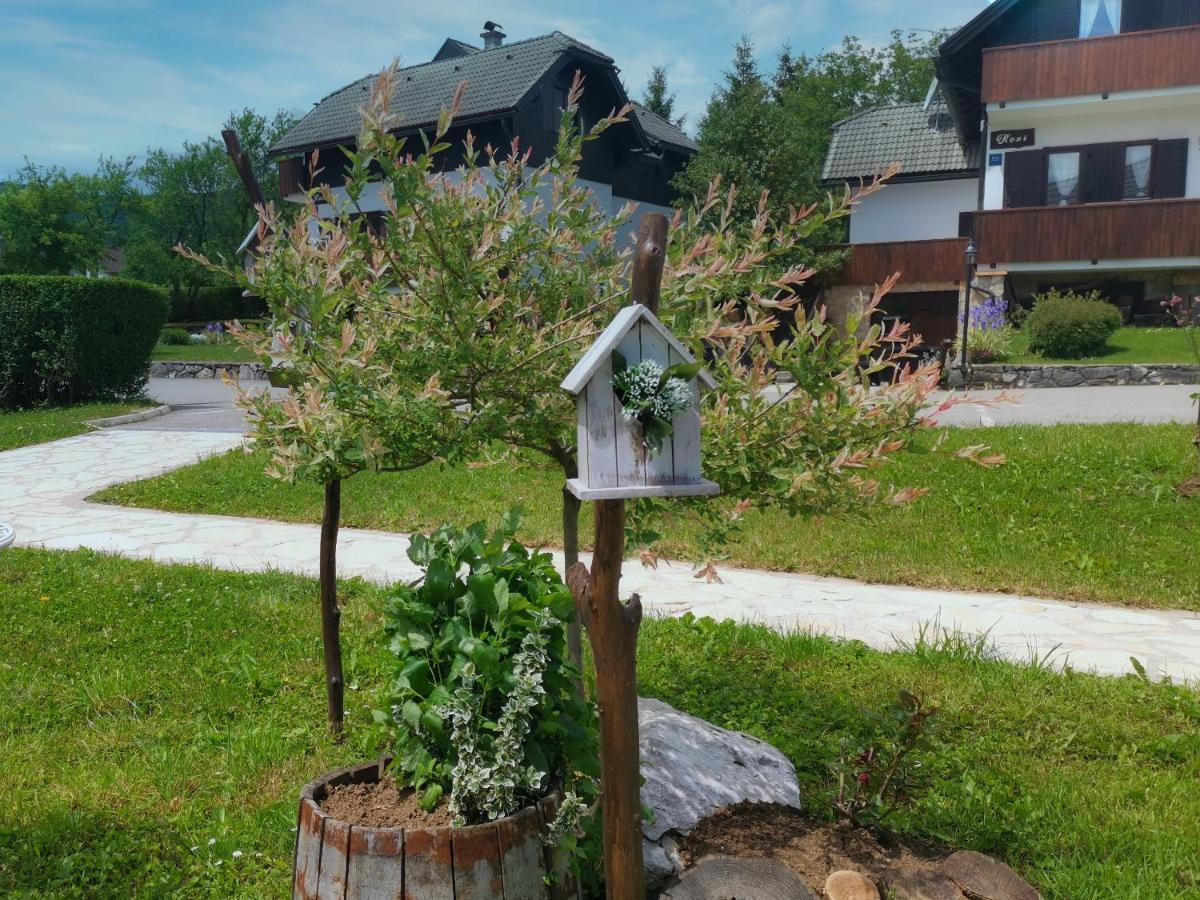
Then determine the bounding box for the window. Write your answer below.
[1080,0,1121,37]
[1046,152,1081,205]
[1123,144,1152,199]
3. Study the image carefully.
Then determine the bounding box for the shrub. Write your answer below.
[953,295,1014,363]
[373,513,599,874]
[168,285,265,324]
[159,327,191,345]
[0,275,168,408]
[1025,289,1122,359]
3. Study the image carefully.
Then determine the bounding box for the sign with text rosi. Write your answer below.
[991,129,1035,150]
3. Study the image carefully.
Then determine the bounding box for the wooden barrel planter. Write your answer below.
[292,760,580,899]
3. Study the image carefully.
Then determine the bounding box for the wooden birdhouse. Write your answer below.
[561,304,720,500]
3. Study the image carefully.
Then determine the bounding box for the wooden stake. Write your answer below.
[565,212,669,898]
[567,502,643,900]
[319,478,345,735]
[630,213,669,316]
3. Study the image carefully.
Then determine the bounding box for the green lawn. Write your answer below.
[1008,327,1198,365]
[94,423,1200,611]
[0,549,1195,898]
[151,343,258,363]
[0,403,151,452]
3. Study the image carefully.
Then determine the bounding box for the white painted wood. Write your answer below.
[583,356,618,488]
[561,304,716,394]
[638,321,676,486]
[614,326,647,488]
[566,302,719,499]
[561,305,643,395]
[667,344,703,485]
[565,478,720,500]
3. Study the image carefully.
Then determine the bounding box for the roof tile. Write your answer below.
[822,101,979,181]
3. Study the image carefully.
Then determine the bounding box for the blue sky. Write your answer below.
[0,0,991,177]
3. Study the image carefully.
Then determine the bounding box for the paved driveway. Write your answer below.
[137,378,282,432]
[146,377,1198,433]
[933,384,1197,427]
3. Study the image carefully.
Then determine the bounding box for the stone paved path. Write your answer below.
[3,428,1197,683]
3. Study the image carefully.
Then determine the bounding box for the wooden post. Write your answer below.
[631,213,669,316]
[567,504,643,900]
[319,478,345,735]
[567,212,669,898]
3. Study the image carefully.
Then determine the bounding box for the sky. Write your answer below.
[0,0,992,178]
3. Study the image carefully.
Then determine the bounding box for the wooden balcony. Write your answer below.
[983,25,1200,104]
[974,198,1200,264]
[838,238,969,286]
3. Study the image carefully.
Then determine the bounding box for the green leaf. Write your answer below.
[611,350,628,374]
[419,783,444,812]
[661,361,702,387]
[400,700,422,731]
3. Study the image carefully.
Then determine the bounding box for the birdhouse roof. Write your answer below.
[561,304,717,395]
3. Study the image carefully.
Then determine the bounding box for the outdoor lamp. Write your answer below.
[959,239,978,373]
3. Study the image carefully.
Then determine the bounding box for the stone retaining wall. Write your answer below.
[149,362,267,380]
[948,363,1200,389]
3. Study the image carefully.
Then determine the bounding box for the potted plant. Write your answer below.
[292,514,599,898]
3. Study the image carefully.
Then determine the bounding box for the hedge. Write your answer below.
[169,286,265,324]
[0,275,169,409]
[1025,291,1123,359]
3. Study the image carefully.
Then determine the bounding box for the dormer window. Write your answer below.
[1080,0,1121,38]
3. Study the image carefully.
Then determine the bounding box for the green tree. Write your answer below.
[676,30,946,254]
[191,67,969,724]
[125,108,294,299]
[0,162,106,275]
[641,65,684,128]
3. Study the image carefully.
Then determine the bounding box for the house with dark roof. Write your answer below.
[823,0,1200,350]
[267,23,695,242]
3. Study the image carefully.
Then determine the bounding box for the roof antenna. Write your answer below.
[922,77,939,110]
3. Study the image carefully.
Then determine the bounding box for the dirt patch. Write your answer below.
[320,776,453,829]
[1177,474,1200,498]
[678,802,948,896]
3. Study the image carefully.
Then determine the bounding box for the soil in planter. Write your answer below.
[321,776,453,828]
[678,802,944,894]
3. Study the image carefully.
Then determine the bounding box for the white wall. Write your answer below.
[300,172,674,249]
[848,177,978,244]
[984,92,1200,209]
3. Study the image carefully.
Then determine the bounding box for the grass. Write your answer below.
[151,343,258,363]
[94,423,1200,611]
[0,403,152,452]
[0,548,1196,898]
[1008,327,1199,365]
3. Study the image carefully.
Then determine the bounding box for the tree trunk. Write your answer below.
[320,479,345,735]
[567,500,644,900]
[561,462,584,676]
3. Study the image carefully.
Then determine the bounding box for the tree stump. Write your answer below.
[662,856,818,900]
[292,760,579,899]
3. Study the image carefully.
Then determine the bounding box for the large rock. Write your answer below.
[638,697,801,887]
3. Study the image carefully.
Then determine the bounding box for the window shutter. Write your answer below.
[1152,139,1190,198]
[1032,0,1080,40]
[1083,144,1124,203]
[1004,150,1044,208]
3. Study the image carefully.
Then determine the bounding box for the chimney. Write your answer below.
[480,20,505,49]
